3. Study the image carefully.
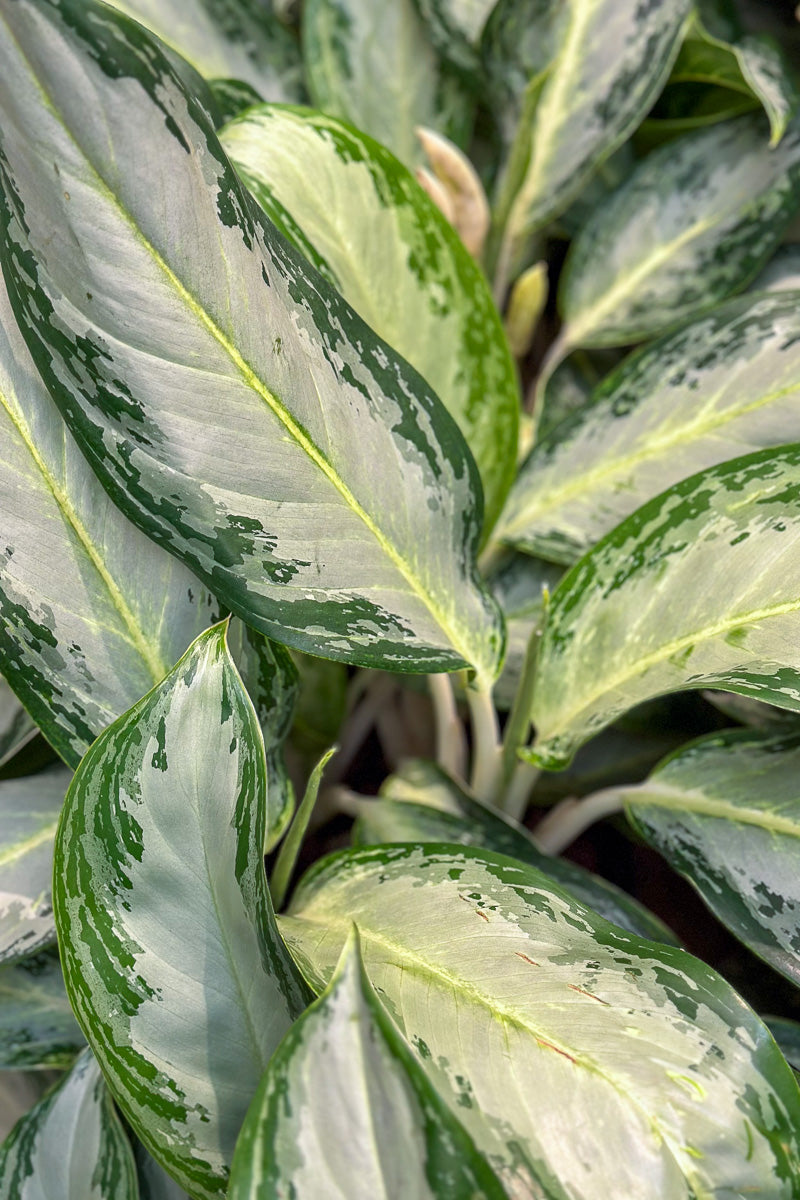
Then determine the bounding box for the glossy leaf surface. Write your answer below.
[0,0,502,682]
[624,728,800,986]
[228,932,505,1199]
[0,766,70,963]
[281,843,800,1198]
[52,626,311,1199]
[557,113,800,349]
[0,955,83,1070]
[498,292,800,563]
[221,104,519,534]
[529,446,800,768]
[0,1049,138,1200]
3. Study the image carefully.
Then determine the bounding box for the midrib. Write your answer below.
[627,780,800,837]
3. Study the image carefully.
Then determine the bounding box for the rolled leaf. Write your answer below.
[0,954,84,1070]
[529,445,800,768]
[489,553,562,708]
[556,112,800,350]
[0,766,70,963]
[52,625,311,1199]
[220,104,519,534]
[623,728,800,986]
[0,0,503,684]
[281,843,800,1198]
[497,292,800,563]
[0,1049,138,1200]
[228,931,506,1199]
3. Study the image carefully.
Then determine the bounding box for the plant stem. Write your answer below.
[534,786,630,856]
[503,760,541,823]
[524,328,570,418]
[270,746,337,910]
[467,683,502,803]
[428,672,468,781]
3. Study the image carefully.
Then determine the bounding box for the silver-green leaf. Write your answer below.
[0,678,36,772]
[0,0,503,683]
[52,625,312,1199]
[0,954,84,1071]
[529,445,800,769]
[281,843,800,1198]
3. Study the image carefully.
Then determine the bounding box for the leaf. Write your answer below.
[497,292,800,564]
[287,652,348,769]
[0,954,84,1071]
[358,758,678,943]
[134,1141,192,1200]
[0,766,71,964]
[0,1049,138,1200]
[488,553,562,709]
[52,625,312,1199]
[220,104,519,534]
[0,240,219,771]
[0,0,503,684]
[104,0,304,102]
[767,1017,800,1076]
[752,243,800,292]
[555,112,800,351]
[228,931,506,1199]
[280,843,800,1198]
[490,0,692,282]
[301,0,471,168]
[528,445,800,769]
[0,678,36,771]
[623,728,800,987]
[411,0,497,76]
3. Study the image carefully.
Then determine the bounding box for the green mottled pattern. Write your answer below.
[52,627,311,1199]
[0,264,218,769]
[228,933,506,1199]
[0,767,70,963]
[0,678,36,770]
[624,728,800,987]
[104,0,303,101]
[0,0,502,683]
[0,954,84,1070]
[220,105,519,534]
[0,1049,138,1199]
[281,844,800,1198]
[559,113,800,349]
[530,445,800,769]
[363,758,677,943]
[498,293,800,563]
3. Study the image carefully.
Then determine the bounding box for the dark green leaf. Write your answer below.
[0,954,84,1071]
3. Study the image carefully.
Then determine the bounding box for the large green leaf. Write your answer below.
[220,104,519,534]
[228,931,506,1199]
[52,625,312,1199]
[0,954,84,1071]
[623,728,800,987]
[497,292,800,564]
[490,0,691,283]
[0,1049,138,1200]
[556,112,800,351]
[0,0,503,684]
[528,445,800,769]
[412,0,496,75]
[357,758,678,943]
[281,843,800,1197]
[0,767,70,964]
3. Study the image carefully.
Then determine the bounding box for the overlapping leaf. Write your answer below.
[281,843,800,1198]
[0,954,84,1070]
[52,626,311,1199]
[228,932,506,1199]
[0,0,503,682]
[529,446,800,768]
[0,679,35,772]
[496,292,800,563]
[220,104,519,533]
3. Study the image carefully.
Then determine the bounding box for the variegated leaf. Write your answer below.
[228,931,506,1199]
[0,0,503,684]
[0,238,218,769]
[497,292,800,564]
[529,445,800,769]
[490,0,691,285]
[0,766,70,964]
[220,104,519,534]
[411,0,496,76]
[623,728,800,986]
[52,625,312,1199]
[281,844,800,1198]
[768,1017,800,1076]
[0,679,35,772]
[556,112,800,351]
[0,1049,138,1200]
[0,954,84,1071]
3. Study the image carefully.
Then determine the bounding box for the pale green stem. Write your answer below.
[500,625,541,796]
[503,760,541,823]
[270,746,337,910]
[428,672,468,782]
[467,683,503,803]
[534,786,631,857]
[524,328,571,419]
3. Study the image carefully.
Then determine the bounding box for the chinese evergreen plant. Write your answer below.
[3,0,800,1195]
